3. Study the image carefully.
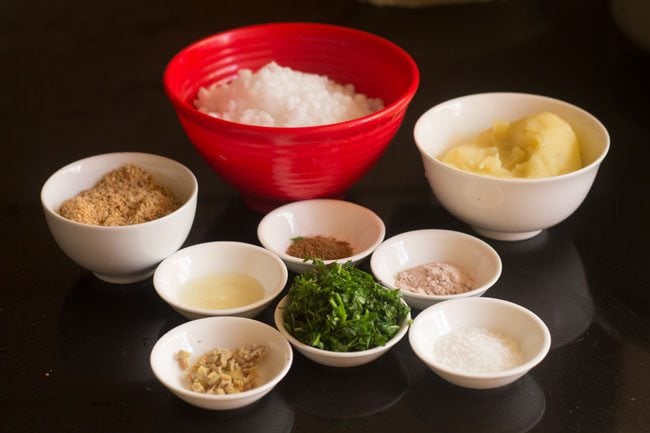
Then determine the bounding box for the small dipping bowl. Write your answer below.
[153,241,288,319]
[409,297,551,389]
[150,316,293,410]
[370,229,502,310]
[257,199,385,274]
[274,296,410,368]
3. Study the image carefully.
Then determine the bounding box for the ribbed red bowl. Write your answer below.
[164,22,419,212]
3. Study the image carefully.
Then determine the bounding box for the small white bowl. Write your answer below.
[150,316,293,410]
[257,199,385,274]
[41,152,198,283]
[153,241,288,320]
[409,297,551,389]
[414,92,609,241]
[274,296,410,368]
[370,229,502,310]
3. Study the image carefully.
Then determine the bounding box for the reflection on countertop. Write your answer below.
[488,230,594,349]
[279,349,408,418]
[409,373,546,433]
[58,275,172,384]
[153,391,294,433]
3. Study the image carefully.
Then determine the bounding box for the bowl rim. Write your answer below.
[408,297,551,379]
[153,241,289,316]
[40,151,198,230]
[274,295,411,359]
[163,21,420,132]
[370,229,502,301]
[257,198,386,267]
[413,92,610,184]
[150,316,293,401]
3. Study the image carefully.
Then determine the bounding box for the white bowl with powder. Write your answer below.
[408,297,551,389]
[41,152,198,284]
[258,199,385,274]
[370,229,502,310]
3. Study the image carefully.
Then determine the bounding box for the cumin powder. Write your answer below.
[286,235,353,260]
[59,163,181,226]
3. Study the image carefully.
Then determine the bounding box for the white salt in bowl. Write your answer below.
[150,316,293,410]
[274,296,410,368]
[257,199,385,274]
[370,229,502,310]
[153,241,288,320]
[409,297,551,389]
[41,152,198,284]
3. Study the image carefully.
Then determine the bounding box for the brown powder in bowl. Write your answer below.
[286,235,353,260]
[58,163,181,226]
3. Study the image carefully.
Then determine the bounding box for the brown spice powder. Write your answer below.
[59,163,181,226]
[286,235,353,260]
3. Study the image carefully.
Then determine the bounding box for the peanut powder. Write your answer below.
[59,163,181,226]
[394,262,474,296]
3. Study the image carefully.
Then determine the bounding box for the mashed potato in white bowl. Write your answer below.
[414,92,609,241]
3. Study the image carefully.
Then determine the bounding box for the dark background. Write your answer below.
[2,0,649,432]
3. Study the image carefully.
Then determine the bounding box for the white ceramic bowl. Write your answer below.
[150,316,293,410]
[370,229,502,310]
[41,152,198,283]
[414,92,609,241]
[153,241,288,320]
[409,297,551,389]
[257,199,385,274]
[274,295,410,367]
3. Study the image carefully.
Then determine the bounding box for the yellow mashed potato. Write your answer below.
[440,112,582,178]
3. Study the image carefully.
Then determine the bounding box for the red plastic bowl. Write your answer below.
[164,22,419,212]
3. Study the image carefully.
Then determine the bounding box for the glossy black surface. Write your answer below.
[2,0,649,432]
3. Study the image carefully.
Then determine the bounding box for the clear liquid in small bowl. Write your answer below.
[179,272,265,310]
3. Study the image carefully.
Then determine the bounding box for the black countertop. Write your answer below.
[2,0,649,432]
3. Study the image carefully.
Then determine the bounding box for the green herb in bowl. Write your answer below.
[282,259,410,352]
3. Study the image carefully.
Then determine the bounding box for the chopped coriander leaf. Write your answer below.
[282,259,410,352]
